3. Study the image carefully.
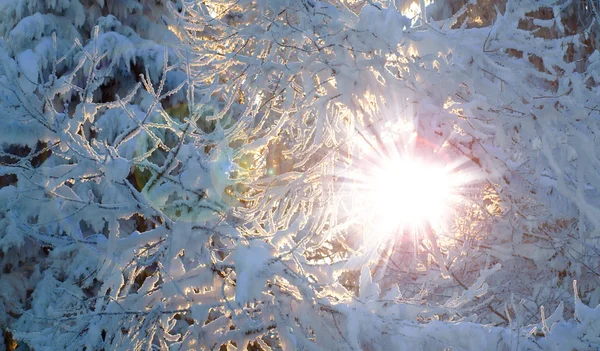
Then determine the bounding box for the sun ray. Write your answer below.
[328,112,481,256]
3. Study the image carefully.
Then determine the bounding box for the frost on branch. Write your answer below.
[2,0,600,350]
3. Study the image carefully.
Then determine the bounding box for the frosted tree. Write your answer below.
[156,0,600,349]
[168,0,600,347]
[0,0,186,348]
[418,0,600,327]
[2,0,600,350]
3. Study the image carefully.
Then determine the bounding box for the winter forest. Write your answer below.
[1,0,600,350]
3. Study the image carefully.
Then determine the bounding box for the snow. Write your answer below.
[2,0,600,350]
[103,156,130,182]
[233,240,273,304]
[180,160,210,190]
[359,266,380,301]
[16,49,38,93]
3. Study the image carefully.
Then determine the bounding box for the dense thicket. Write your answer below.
[1,0,599,350]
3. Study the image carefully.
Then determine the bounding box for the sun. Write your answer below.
[334,152,462,246]
[366,158,452,233]
[332,130,469,244]
[331,115,476,246]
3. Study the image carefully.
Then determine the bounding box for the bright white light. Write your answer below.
[364,158,452,234]
[332,116,474,245]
